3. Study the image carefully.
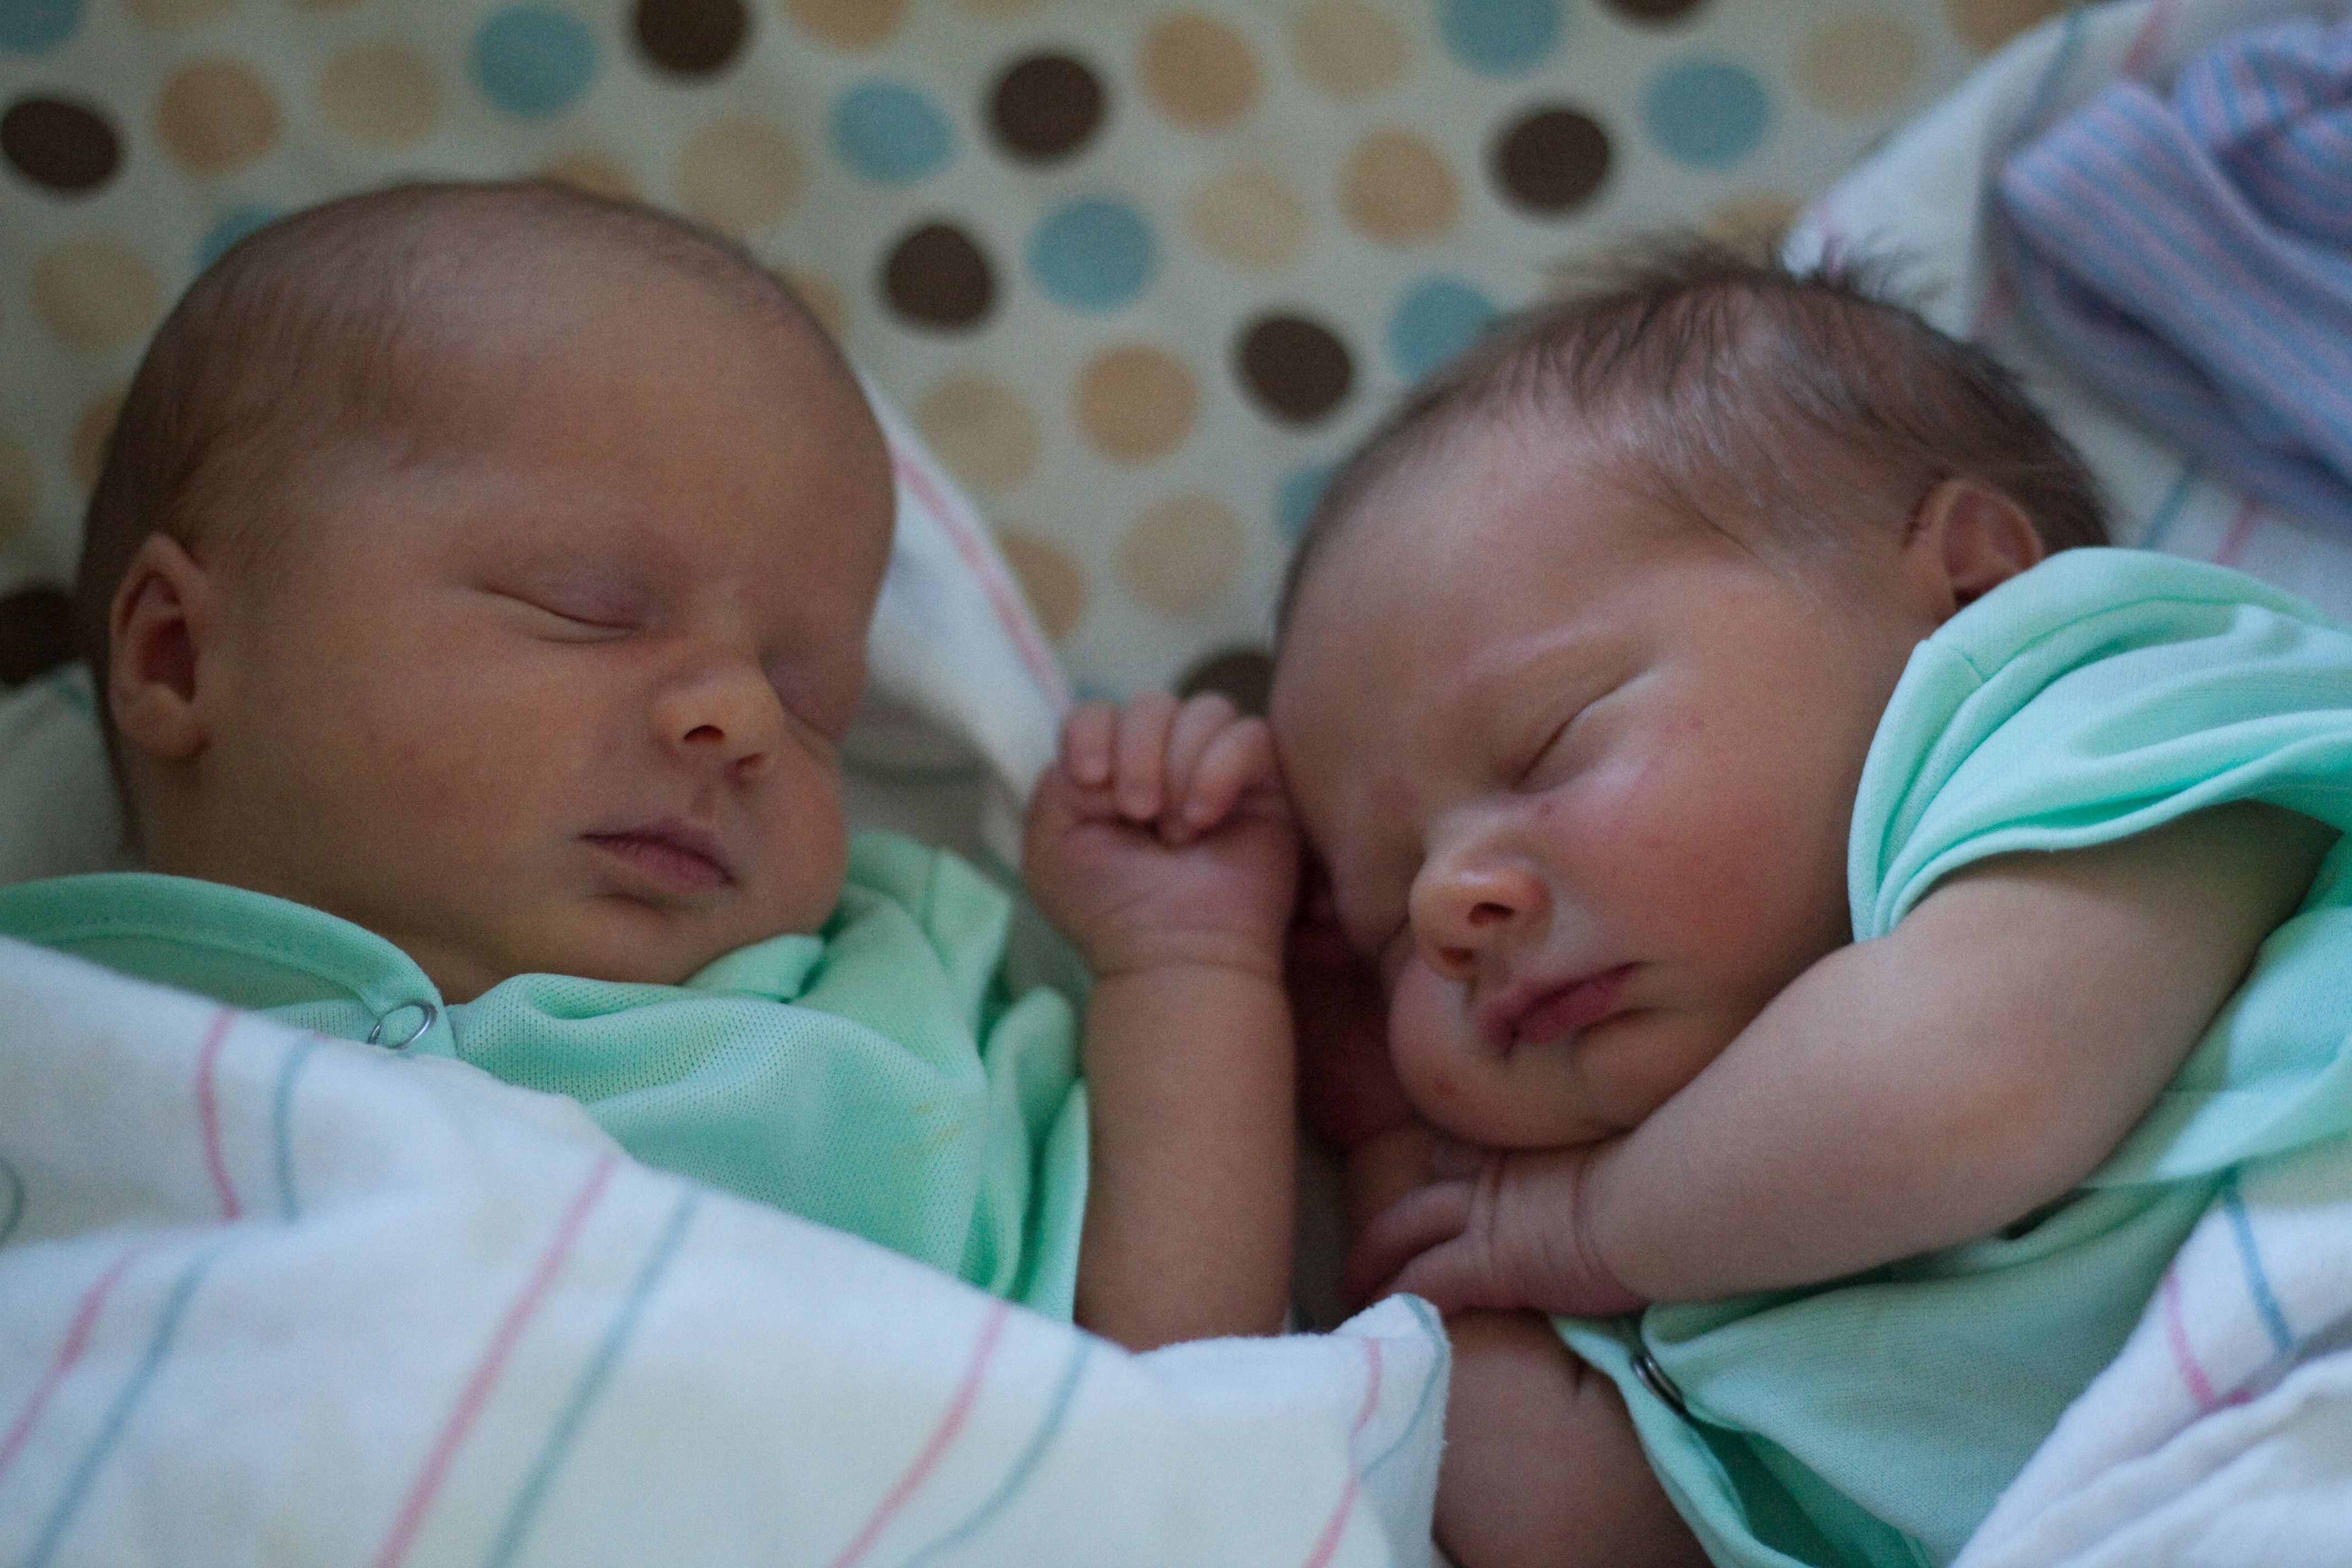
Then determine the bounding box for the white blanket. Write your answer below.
[0,938,1444,1567]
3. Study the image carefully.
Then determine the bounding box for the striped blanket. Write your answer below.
[0,939,1446,1567]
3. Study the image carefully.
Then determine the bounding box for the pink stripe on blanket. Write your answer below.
[193,1008,241,1221]
[2214,499,2262,568]
[1299,1338,1386,1568]
[372,1154,619,1568]
[827,1298,1012,1568]
[2161,1265,2222,1415]
[0,1244,150,1489]
[893,451,1070,709]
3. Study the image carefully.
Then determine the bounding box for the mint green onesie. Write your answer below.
[1558,548,2352,1567]
[0,829,1087,1319]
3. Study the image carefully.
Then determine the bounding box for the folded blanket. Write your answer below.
[1999,14,2352,532]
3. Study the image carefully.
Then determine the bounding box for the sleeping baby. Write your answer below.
[0,180,1287,1352]
[1041,241,2352,1566]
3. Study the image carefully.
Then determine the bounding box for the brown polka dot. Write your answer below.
[1341,128,1457,246]
[1076,342,1197,464]
[1140,12,1258,132]
[1601,0,1707,21]
[1184,167,1308,273]
[1178,645,1273,716]
[0,432,37,547]
[541,149,638,200]
[34,242,163,355]
[675,115,800,238]
[883,223,995,330]
[1701,191,1804,255]
[1238,314,1352,425]
[783,267,848,339]
[0,587,74,686]
[124,0,236,27]
[1945,0,2066,54]
[1492,106,1610,215]
[2,99,122,195]
[1118,494,1244,617]
[1291,2,1406,100]
[996,526,1085,642]
[989,53,1105,163]
[318,43,440,149]
[914,373,1041,495]
[635,0,750,77]
[72,387,127,492]
[785,0,904,51]
[1799,10,1920,118]
[156,59,281,176]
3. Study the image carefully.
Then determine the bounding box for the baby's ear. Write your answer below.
[108,533,216,761]
[1907,478,2047,613]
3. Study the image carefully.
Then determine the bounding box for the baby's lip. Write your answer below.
[582,820,735,898]
[1478,965,1636,1054]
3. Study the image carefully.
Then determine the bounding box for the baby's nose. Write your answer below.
[1409,856,1544,981]
[658,666,781,776]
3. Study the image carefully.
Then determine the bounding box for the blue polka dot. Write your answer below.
[0,0,82,55]
[195,206,280,273]
[1027,199,1155,313]
[1388,276,1498,382]
[1643,60,1770,170]
[1277,462,1338,543]
[472,7,598,119]
[1438,0,1561,78]
[830,81,954,185]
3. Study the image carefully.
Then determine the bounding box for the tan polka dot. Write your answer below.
[1118,494,1243,617]
[915,373,1042,496]
[32,240,164,355]
[72,388,127,493]
[1798,10,1920,118]
[996,526,1086,642]
[541,149,636,200]
[783,268,848,340]
[1944,0,2067,54]
[318,42,440,148]
[675,115,801,239]
[1341,128,1457,246]
[156,58,281,175]
[0,433,37,548]
[1141,13,1259,132]
[1701,192,1804,255]
[784,0,905,50]
[951,0,1049,13]
[125,0,236,27]
[1183,166,1308,273]
[1292,2,1406,100]
[1076,344,1197,465]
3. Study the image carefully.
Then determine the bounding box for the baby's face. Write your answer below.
[1271,422,1941,1148]
[171,270,892,1000]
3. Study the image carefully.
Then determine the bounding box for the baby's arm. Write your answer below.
[1360,802,2337,1314]
[1025,692,1299,1349]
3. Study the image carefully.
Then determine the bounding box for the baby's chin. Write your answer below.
[406,898,835,1003]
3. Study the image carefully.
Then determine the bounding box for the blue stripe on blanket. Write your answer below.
[2220,1172,2296,1358]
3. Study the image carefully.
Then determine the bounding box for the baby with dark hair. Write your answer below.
[1039,242,2352,1566]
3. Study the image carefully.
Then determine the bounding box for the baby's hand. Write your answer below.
[1025,692,1299,981]
[1343,1139,1648,1319]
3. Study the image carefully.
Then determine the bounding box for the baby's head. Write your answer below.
[82,181,895,1001]
[1270,242,2105,1149]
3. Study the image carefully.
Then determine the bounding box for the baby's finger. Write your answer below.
[1342,1180,1475,1306]
[1162,693,1240,817]
[1060,701,1118,790]
[1113,690,1178,821]
[1179,715,1276,834]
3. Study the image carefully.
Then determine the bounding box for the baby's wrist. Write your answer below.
[1085,926,1286,984]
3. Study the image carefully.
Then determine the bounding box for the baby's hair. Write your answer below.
[1277,237,2108,630]
[75,178,849,691]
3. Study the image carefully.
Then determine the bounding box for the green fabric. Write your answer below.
[0,828,1087,1319]
[1563,548,2352,1567]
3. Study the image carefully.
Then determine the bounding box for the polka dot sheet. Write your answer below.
[1,0,2072,701]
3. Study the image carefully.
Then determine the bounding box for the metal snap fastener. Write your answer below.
[367,1001,438,1052]
[1632,1347,1689,1418]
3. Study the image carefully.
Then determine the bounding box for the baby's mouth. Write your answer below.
[583,824,734,898]
[1480,965,1635,1053]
